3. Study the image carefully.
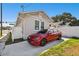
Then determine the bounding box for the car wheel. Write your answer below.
[40,38,47,46]
[27,37,30,42]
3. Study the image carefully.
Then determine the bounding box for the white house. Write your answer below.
[12,11,52,41]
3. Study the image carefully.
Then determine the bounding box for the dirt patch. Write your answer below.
[64,44,79,56]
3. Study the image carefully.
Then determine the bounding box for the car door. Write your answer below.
[47,30,55,41]
[53,29,59,39]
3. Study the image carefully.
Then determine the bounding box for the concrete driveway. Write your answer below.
[2,40,63,56]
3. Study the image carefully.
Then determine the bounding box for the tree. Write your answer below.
[51,12,78,26]
[69,20,79,26]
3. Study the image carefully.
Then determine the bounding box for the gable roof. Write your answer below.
[16,11,51,26]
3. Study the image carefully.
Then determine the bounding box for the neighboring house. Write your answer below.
[0,23,14,30]
[12,11,52,41]
[0,23,14,27]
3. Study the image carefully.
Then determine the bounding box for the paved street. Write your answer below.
[2,40,63,56]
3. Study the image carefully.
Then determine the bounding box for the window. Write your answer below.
[35,20,39,30]
[41,22,44,30]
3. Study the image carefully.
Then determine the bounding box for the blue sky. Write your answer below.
[2,3,79,22]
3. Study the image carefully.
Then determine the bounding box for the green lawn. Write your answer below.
[40,38,79,56]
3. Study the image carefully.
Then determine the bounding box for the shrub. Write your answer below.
[5,32,13,45]
[70,36,79,39]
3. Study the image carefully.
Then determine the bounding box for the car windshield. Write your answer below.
[38,29,47,34]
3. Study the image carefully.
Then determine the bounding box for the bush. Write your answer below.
[69,20,79,26]
[70,36,79,39]
[5,32,13,45]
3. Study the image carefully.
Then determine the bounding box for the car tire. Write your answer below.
[40,38,47,46]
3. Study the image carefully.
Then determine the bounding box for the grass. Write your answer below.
[40,38,79,56]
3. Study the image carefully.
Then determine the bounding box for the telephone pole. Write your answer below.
[0,3,2,36]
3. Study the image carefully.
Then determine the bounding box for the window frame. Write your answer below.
[41,22,44,30]
[35,20,39,30]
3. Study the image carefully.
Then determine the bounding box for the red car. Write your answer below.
[27,29,62,46]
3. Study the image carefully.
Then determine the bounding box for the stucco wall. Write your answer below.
[12,15,50,40]
[22,15,50,39]
[12,26,22,41]
[58,26,79,37]
[12,11,52,40]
